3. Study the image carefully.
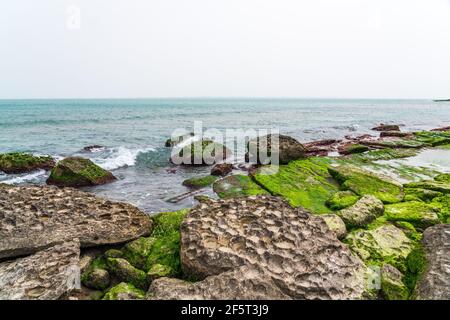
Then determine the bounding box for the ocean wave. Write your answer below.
[1,169,47,184]
[91,146,156,171]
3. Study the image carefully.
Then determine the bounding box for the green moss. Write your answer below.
[176,140,230,165]
[212,174,269,199]
[348,148,419,162]
[102,282,145,300]
[151,209,189,237]
[380,265,410,300]
[147,263,175,281]
[0,152,54,174]
[122,237,156,270]
[430,194,450,223]
[413,130,450,146]
[326,191,359,210]
[393,222,422,242]
[329,165,404,204]
[80,256,109,290]
[404,180,450,194]
[252,157,339,214]
[104,249,124,259]
[404,188,443,202]
[404,245,427,295]
[182,175,218,189]
[384,201,440,228]
[345,144,369,154]
[106,258,148,290]
[434,173,450,183]
[145,232,181,275]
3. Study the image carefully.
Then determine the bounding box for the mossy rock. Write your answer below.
[430,194,450,223]
[413,130,450,146]
[0,152,55,174]
[152,209,189,237]
[337,195,384,228]
[81,256,110,291]
[171,140,231,166]
[340,144,369,155]
[165,132,194,147]
[380,264,409,300]
[122,237,156,270]
[147,263,175,281]
[404,188,443,202]
[182,175,218,189]
[326,190,360,210]
[404,180,450,194]
[104,249,124,259]
[106,258,148,290]
[384,201,440,228]
[320,214,347,239]
[329,165,404,204]
[46,157,116,187]
[212,174,269,199]
[393,221,422,242]
[252,157,339,214]
[102,282,145,300]
[345,224,414,272]
[434,173,450,183]
[348,148,419,162]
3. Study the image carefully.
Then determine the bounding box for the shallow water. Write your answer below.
[1,98,449,213]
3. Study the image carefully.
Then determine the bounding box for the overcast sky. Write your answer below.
[1,0,449,99]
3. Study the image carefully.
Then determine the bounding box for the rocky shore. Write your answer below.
[0,125,449,300]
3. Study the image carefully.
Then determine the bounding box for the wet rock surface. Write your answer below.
[246,134,306,165]
[0,184,152,259]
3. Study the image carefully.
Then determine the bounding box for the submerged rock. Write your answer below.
[372,124,401,132]
[245,134,306,165]
[102,282,145,300]
[414,224,450,300]
[0,184,152,259]
[180,196,368,299]
[345,224,414,272]
[182,175,218,189]
[338,143,369,155]
[46,157,116,187]
[338,195,384,228]
[83,145,105,152]
[320,214,347,239]
[147,265,291,300]
[0,152,55,174]
[170,140,231,166]
[165,132,195,147]
[329,165,404,204]
[384,201,440,228]
[0,241,80,300]
[212,174,269,199]
[252,158,339,214]
[210,163,233,176]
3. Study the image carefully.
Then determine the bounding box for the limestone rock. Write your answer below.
[414,224,450,300]
[338,195,384,228]
[82,268,110,291]
[320,214,347,239]
[385,201,440,228]
[0,152,55,174]
[147,265,291,300]
[0,184,152,259]
[245,134,306,165]
[106,258,148,290]
[380,264,409,300]
[180,196,368,299]
[372,124,401,132]
[211,163,233,176]
[0,241,80,300]
[47,157,116,187]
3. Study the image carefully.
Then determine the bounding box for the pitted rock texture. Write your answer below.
[338,195,384,228]
[0,241,80,300]
[320,214,347,239]
[0,184,152,259]
[180,196,368,300]
[414,224,450,300]
[147,265,291,300]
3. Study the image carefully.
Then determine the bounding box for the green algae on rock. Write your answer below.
[147,263,175,281]
[434,173,450,183]
[182,175,218,189]
[320,214,347,239]
[106,258,148,290]
[338,195,384,228]
[329,165,404,204]
[348,148,419,162]
[213,174,269,199]
[102,282,145,300]
[46,157,116,187]
[345,224,414,272]
[404,180,450,194]
[339,143,369,155]
[252,158,339,213]
[81,256,110,291]
[0,152,55,174]
[122,237,156,270]
[404,188,443,202]
[430,194,450,223]
[380,264,409,300]
[171,139,231,166]
[413,130,450,146]
[326,190,360,210]
[384,201,440,228]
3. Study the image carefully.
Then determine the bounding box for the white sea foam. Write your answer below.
[1,169,47,184]
[92,146,155,170]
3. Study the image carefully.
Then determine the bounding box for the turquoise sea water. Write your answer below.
[0,98,449,213]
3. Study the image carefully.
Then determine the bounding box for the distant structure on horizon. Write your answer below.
[433,99,450,102]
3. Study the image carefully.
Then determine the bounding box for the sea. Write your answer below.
[1,98,449,213]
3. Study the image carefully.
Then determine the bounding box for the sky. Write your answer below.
[0,0,449,99]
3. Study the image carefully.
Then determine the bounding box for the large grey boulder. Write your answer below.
[0,241,80,300]
[180,196,369,299]
[338,195,384,227]
[147,265,291,300]
[0,184,152,259]
[414,224,450,300]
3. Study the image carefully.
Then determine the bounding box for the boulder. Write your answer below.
[106,258,148,290]
[405,180,450,194]
[329,165,404,204]
[212,174,269,199]
[320,214,347,239]
[338,143,369,155]
[304,139,341,157]
[414,224,450,300]
[384,201,440,228]
[81,268,110,291]
[380,131,413,138]
[0,241,80,300]
[380,264,409,300]
[372,124,401,132]
[0,184,152,259]
[83,145,105,152]
[182,175,218,189]
[102,282,145,300]
[180,196,368,299]
[170,140,231,166]
[147,265,291,300]
[46,157,116,187]
[326,191,359,210]
[210,163,233,176]
[245,134,306,165]
[165,132,195,147]
[345,224,414,272]
[338,195,384,228]
[0,152,55,174]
